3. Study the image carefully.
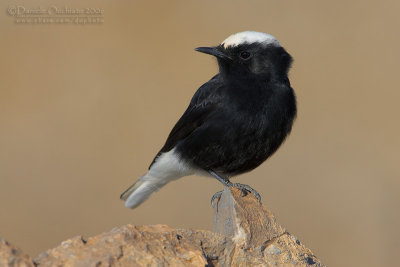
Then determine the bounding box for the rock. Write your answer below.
[1,188,325,266]
[0,239,34,267]
[212,188,325,266]
[34,225,225,267]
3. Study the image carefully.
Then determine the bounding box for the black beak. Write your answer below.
[195,47,231,60]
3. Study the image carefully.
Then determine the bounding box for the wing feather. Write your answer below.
[149,75,223,168]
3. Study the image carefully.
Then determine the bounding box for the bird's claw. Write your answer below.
[231,183,262,203]
[211,190,223,206]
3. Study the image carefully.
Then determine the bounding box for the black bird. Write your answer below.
[121,31,297,209]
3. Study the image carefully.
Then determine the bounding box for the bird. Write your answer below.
[120,31,297,209]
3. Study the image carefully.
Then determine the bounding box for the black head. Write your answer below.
[196,31,292,82]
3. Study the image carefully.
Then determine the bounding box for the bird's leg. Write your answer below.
[209,170,232,187]
[209,170,261,205]
[209,170,231,206]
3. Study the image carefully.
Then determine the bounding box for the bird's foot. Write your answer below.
[211,190,223,206]
[231,183,262,203]
[208,170,261,205]
[210,184,262,207]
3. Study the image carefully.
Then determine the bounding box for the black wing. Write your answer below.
[149,75,223,168]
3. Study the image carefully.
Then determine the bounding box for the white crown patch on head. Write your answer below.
[222,31,280,48]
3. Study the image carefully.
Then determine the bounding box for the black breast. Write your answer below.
[176,80,296,176]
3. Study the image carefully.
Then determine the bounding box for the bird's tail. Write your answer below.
[120,173,168,209]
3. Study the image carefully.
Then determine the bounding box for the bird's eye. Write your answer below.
[239,51,251,60]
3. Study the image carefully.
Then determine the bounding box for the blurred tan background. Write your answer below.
[1,0,399,266]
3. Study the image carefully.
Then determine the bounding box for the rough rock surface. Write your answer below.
[212,188,324,266]
[0,239,34,267]
[34,225,226,267]
[1,188,325,266]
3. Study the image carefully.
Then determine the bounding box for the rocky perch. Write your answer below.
[1,188,325,266]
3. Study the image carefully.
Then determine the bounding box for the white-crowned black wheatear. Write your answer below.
[121,31,297,209]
